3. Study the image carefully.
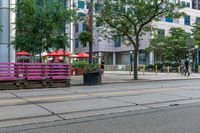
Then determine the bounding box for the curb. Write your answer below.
[71,77,200,87]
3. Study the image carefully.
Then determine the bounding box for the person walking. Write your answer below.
[180,60,185,75]
[100,61,105,76]
[185,58,190,76]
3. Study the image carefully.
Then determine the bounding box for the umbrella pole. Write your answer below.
[39,52,42,63]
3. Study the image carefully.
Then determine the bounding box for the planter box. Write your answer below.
[76,68,86,76]
[83,72,102,85]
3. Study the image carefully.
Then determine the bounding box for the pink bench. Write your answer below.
[0,62,71,82]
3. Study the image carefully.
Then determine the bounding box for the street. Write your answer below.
[1,79,200,132]
[2,103,200,133]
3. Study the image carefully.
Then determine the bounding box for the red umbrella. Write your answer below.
[76,52,89,58]
[16,51,32,56]
[55,56,63,61]
[47,50,71,56]
[69,54,78,58]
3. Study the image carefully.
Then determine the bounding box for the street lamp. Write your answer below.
[195,45,199,73]
[130,50,133,72]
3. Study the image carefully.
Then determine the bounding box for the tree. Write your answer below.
[193,21,200,47]
[78,31,93,46]
[148,28,190,63]
[13,0,76,57]
[97,0,183,80]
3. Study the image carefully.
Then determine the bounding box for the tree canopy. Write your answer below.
[148,28,190,63]
[193,21,200,47]
[97,0,183,79]
[13,0,76,54]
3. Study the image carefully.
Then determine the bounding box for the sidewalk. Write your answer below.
[71,71,200,85]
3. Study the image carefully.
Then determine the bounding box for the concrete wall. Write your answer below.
[0,0,15,62]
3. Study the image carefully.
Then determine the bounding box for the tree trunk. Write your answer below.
[133,48,138,80]
[89,42,93,64]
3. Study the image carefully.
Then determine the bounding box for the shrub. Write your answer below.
[71,61,88,68]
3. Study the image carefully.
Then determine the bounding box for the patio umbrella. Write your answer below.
[69,54,78,58]
[35,52,48,57]
[55,56,63,61]
[47,50,71,56]
[76,52,89,58]
[16,51,32,56]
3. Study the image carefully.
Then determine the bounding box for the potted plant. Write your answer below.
[83,64,103,85]
[71,61,88,75]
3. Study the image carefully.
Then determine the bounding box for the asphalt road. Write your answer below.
[2,103,200,133]
[1,80,200,132]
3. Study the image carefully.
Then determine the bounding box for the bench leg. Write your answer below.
[65,79,71,87]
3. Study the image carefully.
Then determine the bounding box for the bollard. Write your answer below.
[155,65,158,75]
[143,65,145,75]
[167,66,170,75]
[178,66,180,75]
[198,65,200,73]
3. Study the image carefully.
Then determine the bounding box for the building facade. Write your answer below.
[1,0,200,64]
[72,0,200,65]
[0,0,16,62]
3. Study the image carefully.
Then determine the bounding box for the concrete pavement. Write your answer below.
[9,103,200,133]
[0,80,200,129]
[71,71,200,85]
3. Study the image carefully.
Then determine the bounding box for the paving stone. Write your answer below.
[59,105,148,120]
[112,94,189,105]
[39,98,133,114]
[0,104,51,121]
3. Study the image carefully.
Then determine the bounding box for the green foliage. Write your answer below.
[85,64,100,73]
[13,0,76,54]
[97,0,182,79]
[146,64,155,70]
[154,62,164,70]
[148,28,190,63]
[71,61,100,73]
[193,21,200,47]
[78,31,93,45]
[72,61,89,69]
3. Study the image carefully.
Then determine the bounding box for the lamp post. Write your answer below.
[130,50,133,72]
[195,45,199,73]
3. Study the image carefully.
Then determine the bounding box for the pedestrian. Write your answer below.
[184,58,190,76]
[180,60,185,75]
[100,61,105,76]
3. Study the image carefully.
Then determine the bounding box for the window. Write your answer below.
[165,17,173,23]
[196,17,200,23]
[83,43,87,47]
[184,15,190,25]
[75,24,79,33]
[157,29,165,37]
[186,2,190,7]
[75,39,79,48]
[86,2,89,9]
[139,50,146,65]
[114,36,121,47]
[78,1,85,9]
[82,22,86,31]
[77,12,85,18]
